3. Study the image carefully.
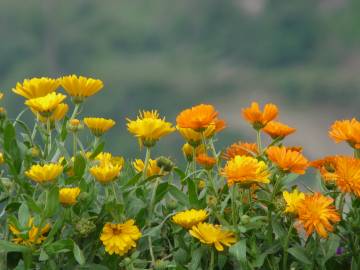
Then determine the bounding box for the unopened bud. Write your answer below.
[156,156,174,172]
[67,118,83,132]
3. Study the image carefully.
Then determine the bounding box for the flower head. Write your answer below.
[242,102,278,129]
[100,219,142,256]
[25,92,66,117]
[133,158,162,177]
[189,223,236,251]
[196,154,216,170]
[127,110,175,147]
[95,152,125,167]
[182,143,205,162]
[263,121,296,139]
[222,141,258,160]
[61,75,104,103]
[222,155,270,187]
[84,117,115,136]
[297,193,340,238]
[177,125,215,146]
[12,77,60,99]
[9,217,51,246]
[25,163,63,183]
[172,209,208,229]
[283,189,305,214]
[90,162,122,184]
[59,187,81,206]
[176,104,219,131]
[310,156,338,182]
[34,103,69,123]
[267,146,309,174]
[329,118,360,149]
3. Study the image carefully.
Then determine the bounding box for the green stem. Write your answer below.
[73,132,77,156]
[148,236,156,267]
[207,169,218,197]
[338,192,346,218]
[231,185,237,225]
[354,149,360,159]
[209,248,215,270]
[256,130,262,153]
[148,178,160,224]
[192,147,197,176]
[282,220,294,270]
[142,147,151,181]
[70,104,80,119]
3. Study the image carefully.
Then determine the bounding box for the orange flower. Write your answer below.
[286,146,303,153]
[214,119,226,133]
[263,121,296,139]
[196,154,216,170]
[266,146,309,174]
[329,118,360,149]
[242,102,278,129]
[222,142,258,160]
[297,193,340,238]
[176,104,219,131]
[310,156,338,182]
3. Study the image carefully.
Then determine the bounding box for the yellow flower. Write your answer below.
[34,103,69,123]
[90,162,122,184]
[133,158,162,177]
[25,92,67,117]
[221,156,270,187]
[177,125,215,146]
[263,121,296,139]
[172,209,209,229]
[182,143,205,162]
[12,77,60,99]
[25,163,63,183]
[189,223,236,251]
[283,189,305,214]
[266,146,309,175]
[61,75,104,102]
[329,118,360,149]
[95,152,125,167]
[59,187,81,206]
[0,152,4,164]
[9,218,51,246]
[100,219,142,256]
[297,193,340,238]
[84,117,116,136]
[242,102,278,129]
[127,110,175,147]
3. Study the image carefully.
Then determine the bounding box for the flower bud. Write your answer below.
[67,118,83,132]
[28,146,40,158]
[154,259,169,270]
[156,156,174,172]
[198,180,206,190]
[75,218,96,237]
[166,199,177,210]
[206,195,217,207]
[240,214,250,224]
[0,107,7,120]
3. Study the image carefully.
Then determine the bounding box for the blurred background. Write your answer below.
[1,0,359,166]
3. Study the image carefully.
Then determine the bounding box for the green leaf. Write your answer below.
[89,141,105,159]
[288,246,312,265]
[187,178,200,208]
[18,203,30,227]
[23,194,42,214]
[73,242,85,265]
[0,240,31,253]
[74,153,87,178]
[39,249,49,261]
[45,239,73,255]
[124,172,142,187]
[322,234,340,265]
[44,186,60,218]
[188,247,204,270]
[282,173,299,186]
[229,239,247,263]
[168,184,189,207]
[154,182,169,204]
[60,117,69,142]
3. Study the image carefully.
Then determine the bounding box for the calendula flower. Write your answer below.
[172,209,209,229]
[242,102,278,129]
[12,77,60,99]
[25,163,63,183]
[84,117,116,136]
[196,154,216,170]
[9,217,51,246]
[127,110,175,147]
[189,223,236,251]
[325,156,360,197]
[222,142,258,160]
[95,152,125,167]
[182,143,205,162]
[310,156,338,182]
[34,103,69,123]
[133,158,162,177]
[329,118,360,149]
[176,104,219,131]
[263,121,296,139]
[59,187,81,206]
[61,75,104,103]
[25,92,67,117]
[100,219,142,256]
[222,155,270,187]
[286,146,303,153]
[177,126,214,146]
[266,146,309,174]
[283,189,305,214]
[90,162,122,184]
[296,193,340,238]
